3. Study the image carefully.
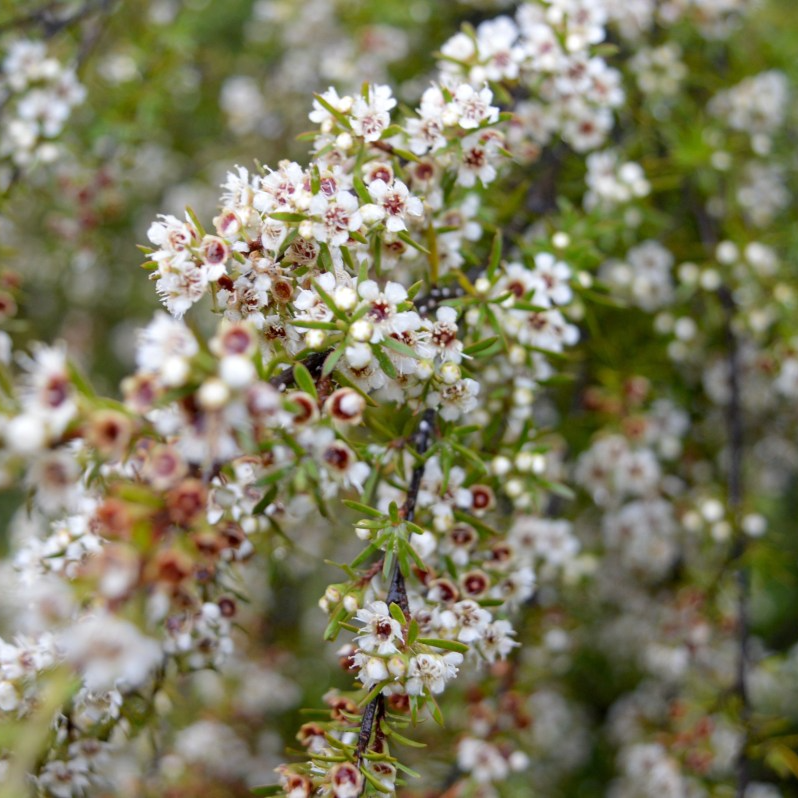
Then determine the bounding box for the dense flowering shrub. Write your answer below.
[0,0,797,797]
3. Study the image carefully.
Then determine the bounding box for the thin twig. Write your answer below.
[355,409,436,775]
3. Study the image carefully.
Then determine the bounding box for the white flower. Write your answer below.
[357,280,420,343]
[367,179,424,232]
[478,619,519,663]
[451,83,499,129]
[350,84,396,142]
[310,190,362,247]
[528,252,573,306]
[457,738,510,783]
[405,651,462,695]
[427,377,480,421]
[353,651,390,689]
[60,614,163,693]
[354,600,404,655]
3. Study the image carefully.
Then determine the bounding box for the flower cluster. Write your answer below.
[0,38,85,172]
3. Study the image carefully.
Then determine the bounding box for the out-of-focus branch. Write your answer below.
[719,285,749,798]
[0,0,115,39]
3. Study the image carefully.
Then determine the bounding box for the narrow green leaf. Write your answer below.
[251,785,283,796]
[361,767,393,794]
[388,602,406,626]
[373,345,397,379]
[323,344,346,376]
[487,230,502,280]
[358,681,387,707]
[251,485,278,516]
[351,542,380,569]
[397,230,429,254]
[417,638,469,654]
[313,93,352,130]
[386,727,426,748]
[324,605,347,641]
[343,500,384,518]
[353,174,371,205]
[407,618,419,646]
[450,442,487,474]
[290,320,339,330]
[293,363,317,399]
[312,278,347,320]
[463,337,500,357]
[269,212,306,222]
[381,337,419,359]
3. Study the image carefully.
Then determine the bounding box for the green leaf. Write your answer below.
[407,618,419,646]
[388,602,406,625]
[450,442,487,474]
[269,212,307,222]
[393,760,423,778]
[290,320,339,330]
[251,785,283,796]
[343,500,384,518]
[340,245,356,272]
[397,230,429,254]
[386,726,426,748]
[66,361,97,399]
[487,230,502,280]
[324,605,347,641]
[373,345,397,379]
[452,510,501,539]
[381,337,419,359]
[293,363,318,399]
[312,278,347,320]
[359,681,387,707]
[382,548,395,581]
[389,147,420,163]
[251,485,278,516]
[353,174,372,205]
[361,766,394,794]
[313,92,352,130]
[428,695,445,726]
[406,280,424,300]
[463,337,500,357]
[323,344,346,377]
[351,542,380,569]
[184,206,206,237]
[417,638,469,654]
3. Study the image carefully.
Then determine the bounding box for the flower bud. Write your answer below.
[305,329,326,350]
[440,362,461,384]
[491,455,512,476]
[197,378,230,410]
[416,359,434,380]
[474,277,491,295]
[388,656,406,677]
[343,594,359,613]
[325,388,366,424]
[334,286,357,311]
[219,355,255,389]
[350,319,373,342]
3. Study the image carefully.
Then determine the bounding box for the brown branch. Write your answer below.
[355,409,436,778]
[268,349,331,392]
